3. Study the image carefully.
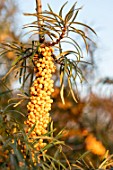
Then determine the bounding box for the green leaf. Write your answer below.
[59,1,68,18]
[0,80,12,92]
[68,61,73,77]
[12,55,22,66]
[6,110,25,118]
[60,65,65,104]
[2,65,16,81]
[66,36,83,57]
[67,76,78,103]
[22,72,31,88]
[10,140,23,162]
[99,154,113,169]
[29,70,34,89]
[1,42,20,52]
[61,39,81,59]
[45,30,58,39]
[45,10,64,26]
[0,50,9,57]
[72,22,97,35]
[72,163,84,170]
[65,2,77,23]
[23,59,27,85]
[9,154,19,169]
[37,14,57,23]
[70,26,89,53]
[0,90,13,96]
[19,61,24,84]
[56,50,79,61]
[69,9,80,26]
[42,24,61,34]
[45,154,67,170]
[50,121,54,138]
[27,122,36,136]
[60,83,65,105]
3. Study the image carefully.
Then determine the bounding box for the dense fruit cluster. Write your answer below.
[85,134,106,156]
[24,46,56,151]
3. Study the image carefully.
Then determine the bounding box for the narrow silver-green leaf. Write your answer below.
[67,76,78,103]
[65,2,77,23]
[60,66,65,104]
[72,22,97,35]
[59,1,68,18]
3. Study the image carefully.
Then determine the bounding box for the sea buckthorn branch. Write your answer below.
[24,45,56,152]
[48,26,67,46]
[14,1,96,160]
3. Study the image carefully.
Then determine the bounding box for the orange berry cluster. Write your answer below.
[24,46,56,151]
[85,134,106,156]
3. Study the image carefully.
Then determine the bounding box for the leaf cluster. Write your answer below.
[24,2,96,44]
[0,111,70,169]
[72,151,113,170]
[0,41,39,91]
[0,2,96,103]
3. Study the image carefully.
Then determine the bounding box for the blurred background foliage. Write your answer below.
[0,0,113,169]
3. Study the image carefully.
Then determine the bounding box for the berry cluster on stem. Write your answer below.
[24,46,56,151]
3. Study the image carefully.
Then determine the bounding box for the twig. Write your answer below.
[35,0,44,43]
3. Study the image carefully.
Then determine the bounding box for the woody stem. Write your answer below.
[35,0,43,42]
